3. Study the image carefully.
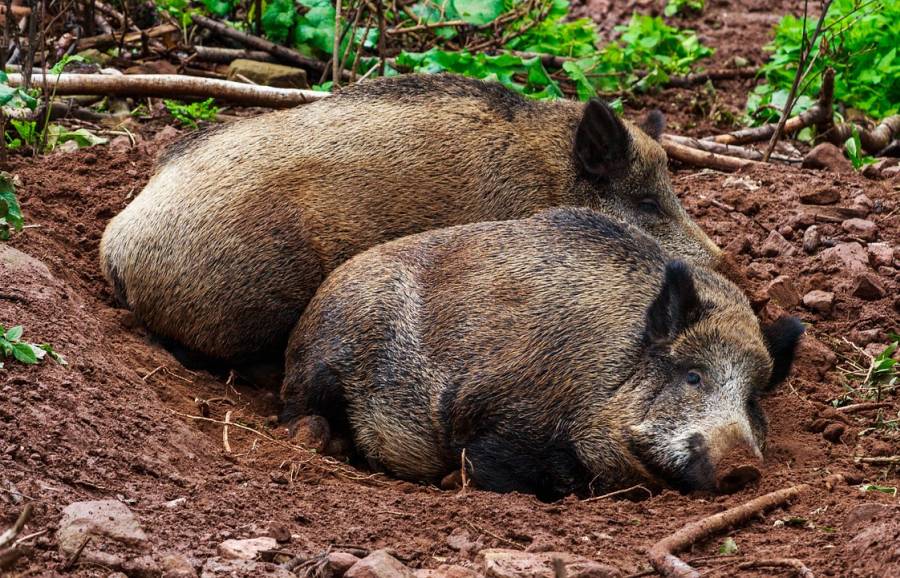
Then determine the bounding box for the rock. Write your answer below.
[868,243,894,268]
[845,519,900,577]
[852,273,887,300]
[845,503,895,533]
[803,142,853,173]
[822,422,846,443]
[447,528,482,556]
[201,557,295,578]
[724,235,751,256]
[477,549,620,578]
[122,554,162,577]
[217,537,278,560]
[345,550,415,578]
[160,553,198,578]
[777,224,794,239]
[328,552,362,577]
[415,565,479,578]
[227,59,309,89]
[109,135,133,151]
[799,188,840,205]
[802,225,821,254]
[797,205,868,223]
[842,218,878,241]
[269,524,291,544]
[58,500,148,556]
[852,194,875,214]
[291,415,331,453]
[746,262,777,280]
[154,125,181,143]
[820,242,869,274]
[766,276,800,308]
[802,290,834,314]
[862,158,900,180]
[761,230,795,257]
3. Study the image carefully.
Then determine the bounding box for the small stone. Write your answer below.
[802,226,821,254]
[862,158,900,180]
[327,552,362,577]
[803,143,853,173]
[802,290,834,314]
[415,565,479,578]
[766,275,800,308]
[778,225,794,239]
[217,537,278,560]
[852,194,875,214]
[447,528,481,555]
[567,561,622,578]
[227,59,309,89]
[155,125,181,143]
[799,188,840,205]
[842,218,878,241]
[291,415,331,454]
[746,262,777,280]
[477,549,620,578]
[346,550,415,578]
[109,135,132,151]
[852,274,887,300]
[270,524,291,544]
[867,243,894,268]
[57,500,148,556]
[761,230,795,257]
[160,553,198,578]
[724,235,751,256]
[820,242,869,274]
[822,423,846,443]
[201,557,295,578]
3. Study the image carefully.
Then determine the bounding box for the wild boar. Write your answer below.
[281,207,802,500]
[101,74,721,363]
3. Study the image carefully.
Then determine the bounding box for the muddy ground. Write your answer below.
[1,1,899,577]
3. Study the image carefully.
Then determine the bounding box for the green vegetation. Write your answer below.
[164,98,220,129]
[747,0,900,124]
[0,172,23,241]
[664,0,704,18]
[835,333,899,405]
[0,323,67,368]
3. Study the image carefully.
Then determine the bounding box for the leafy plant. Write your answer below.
[664,0,704,18]
[844,126,876,169]
[747,0,900,124]
[164,98,220,129]
[0,323,66,368]
[859,484,898,497]
[718,537,738,555]
[834,333,899,405]
[0,172,23,241]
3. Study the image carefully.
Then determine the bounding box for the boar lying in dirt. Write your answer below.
[100,74,721,363]
[281,208,803,500]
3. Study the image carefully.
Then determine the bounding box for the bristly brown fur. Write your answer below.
[282,208,802,500]
[100,73,721,362]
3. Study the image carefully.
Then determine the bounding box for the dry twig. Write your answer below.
[662,138,762,172]
[836,402,894,414]
[663,134,800,164]
[0,504,32,549]
[737,558,815,578]
[648,484,808,578]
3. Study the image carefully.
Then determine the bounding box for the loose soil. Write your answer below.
[1,2,898,577]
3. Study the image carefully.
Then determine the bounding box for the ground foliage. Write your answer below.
[747,0,900,124]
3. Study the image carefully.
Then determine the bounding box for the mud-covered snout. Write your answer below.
[679,423,763,494]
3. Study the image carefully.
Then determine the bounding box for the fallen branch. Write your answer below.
[75,23,178,51]
[737,558,814,578]
[663,134,800,163]
[6,73,329,108]
[0,504,32,549]
[192,14,326,74]
[648,484,808,578]
[710,68,834,146]
[854,456,900,465]
[193,45,278,64]
[836,402,894,414]
[823,115,900,155]
[662,138,762,172]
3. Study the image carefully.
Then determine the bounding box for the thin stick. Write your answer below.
[223,410,232,453]
[648,484,808,578]
[662,139,761,172]
[854,456,900,465]
[763,0,834,161]
[61,536,90,571]
[737,558,814,578]
[0,504,32,549]
[460,448,470,491]
[836,402,893,414]
[583,484,653,502]
[5,73,329,108]
[332,0,342,88]
[663,134,800,163]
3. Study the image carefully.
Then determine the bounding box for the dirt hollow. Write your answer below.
[1,1,899,577]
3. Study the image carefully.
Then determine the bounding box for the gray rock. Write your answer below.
[160,553,198,577]
[867,243,894,268]
[802,142,853,173]
[477,549,620,578]
[57,500,148,556]
[820,242,869,274]
[852,273,887,300]
[802,225,821,254]
[842,218,878,241]
[766,275,800,308]
[346,550,415,578]
[227,59,309,89]
[328,552,362,577]
[761,230,795,257]
[217,537,277,560]
[201,557,295,578]
[799,188,840,205]
[802,290,834,314]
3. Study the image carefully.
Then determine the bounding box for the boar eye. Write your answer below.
[686,371,702,386]
[638,198,662,215]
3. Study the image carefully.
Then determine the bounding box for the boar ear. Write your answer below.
[645,261,702,344]
[762,316,805,389]
[574,98,632,179]
[639,110,665,141]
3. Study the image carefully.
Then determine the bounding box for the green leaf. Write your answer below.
[451,0,503,26]
[262,0,298,45]
[12,342,38,364]
[38,344,67,365]
[718,537,738,555]
[4,325,23,341]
